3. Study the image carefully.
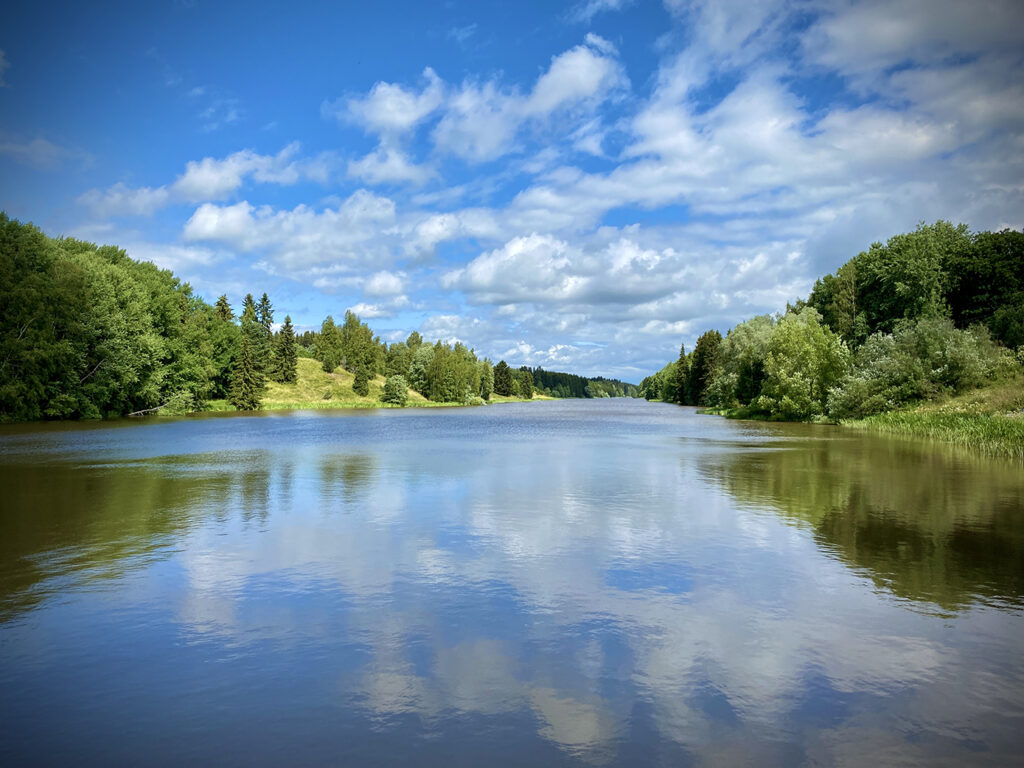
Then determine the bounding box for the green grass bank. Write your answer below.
[842,375,1024,459]
[205,358,549,413]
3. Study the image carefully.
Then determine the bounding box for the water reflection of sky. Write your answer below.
[2,401,1023,766]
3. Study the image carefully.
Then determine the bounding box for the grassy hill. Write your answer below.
[208,357,548,412]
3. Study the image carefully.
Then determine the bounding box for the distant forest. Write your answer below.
[0,214,634,422]
[642,221,1024,421]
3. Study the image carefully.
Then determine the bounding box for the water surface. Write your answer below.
[2,400,1023,766]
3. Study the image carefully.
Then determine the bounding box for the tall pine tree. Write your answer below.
[255,293,274,374]
[673,344,689,404]
[230,298,266,410]
[272,315,298,383]
[229,331,264,410]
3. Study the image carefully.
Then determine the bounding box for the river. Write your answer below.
[1,399,1022,766]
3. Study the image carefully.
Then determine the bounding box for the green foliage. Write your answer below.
[272,315,298,384]
[706,315,776,408]
[0,215,220,420]
[989,304,1024,349]
[827,317,1004,420]
[847,411,1024,460]
[494,360,513,396]
[214,294,233,321]
[673,344,689,404]
[318,315,343,373]
[685,329,722,406]
[640,362,675,402]
[336,311,385,375]
[479,359,494,401]
[516,367,533,399]
[424,341,481,402]
[381,374,409,406]
[386,341,411,378]
[352,367,370,396]
[944,228,1024,343]
[656,221,1023,424]
[526,368,638,398]
[854,221,969,335]
[808,262,862,345]
[228,327,264,411]
[408,344,434,395]
[756,308,849,420]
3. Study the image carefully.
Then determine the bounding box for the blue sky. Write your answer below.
[1,0,1022,380]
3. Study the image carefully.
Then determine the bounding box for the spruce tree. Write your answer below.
[674,344,689,404]
[241,293,258,323]
[229,332,265,410]
[493,360,513,396]
[353,366,370,396]
[517,367,533,399]
[257,293,274,334]
[685,330,722,406]
[255,293,274,373]
[273,315,298,383]
[215,294,233,321]
[319,315,343,373]
[229,300,266,410]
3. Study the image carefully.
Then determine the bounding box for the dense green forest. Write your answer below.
[0,214,621,421]
[641,222,1024,422]
[526,367,638,399]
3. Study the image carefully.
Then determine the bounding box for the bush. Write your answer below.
[827,317,1004,420]
[381,374,408,406]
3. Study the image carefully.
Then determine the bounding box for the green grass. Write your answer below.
[843,374,1024,459]
[204,358,548,413]
[844,411,1024,459]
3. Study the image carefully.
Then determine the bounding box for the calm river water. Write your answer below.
[1,399,1023,766]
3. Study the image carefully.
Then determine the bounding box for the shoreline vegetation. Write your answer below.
[202,358,551,413]
[644,221,1024,459]
[0,213,628,424]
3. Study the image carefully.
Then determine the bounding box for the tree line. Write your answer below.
[527,367,639,399]
[641,222,1024,421]
[4,214,636,420]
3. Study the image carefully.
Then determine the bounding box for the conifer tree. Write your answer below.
[674,344,689,404]
[229,331,265,410]
[257,293,273,334]
[319,315,343,373]
[517,368,533,399]
[353,366,370,396]
[215,295,233,321]
[493,360,513,396]
[241,293,258,323]
[252,293,273,373]
[272,315,298,383]
[230,298,266,409]
[685,330,722,406]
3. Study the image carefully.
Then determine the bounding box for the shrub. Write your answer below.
[827,317,1004,420]
[381,374,408,406]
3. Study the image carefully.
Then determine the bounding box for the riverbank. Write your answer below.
[204,358,549,413]
[841,375,1024,459]
[701,375,1024,459]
